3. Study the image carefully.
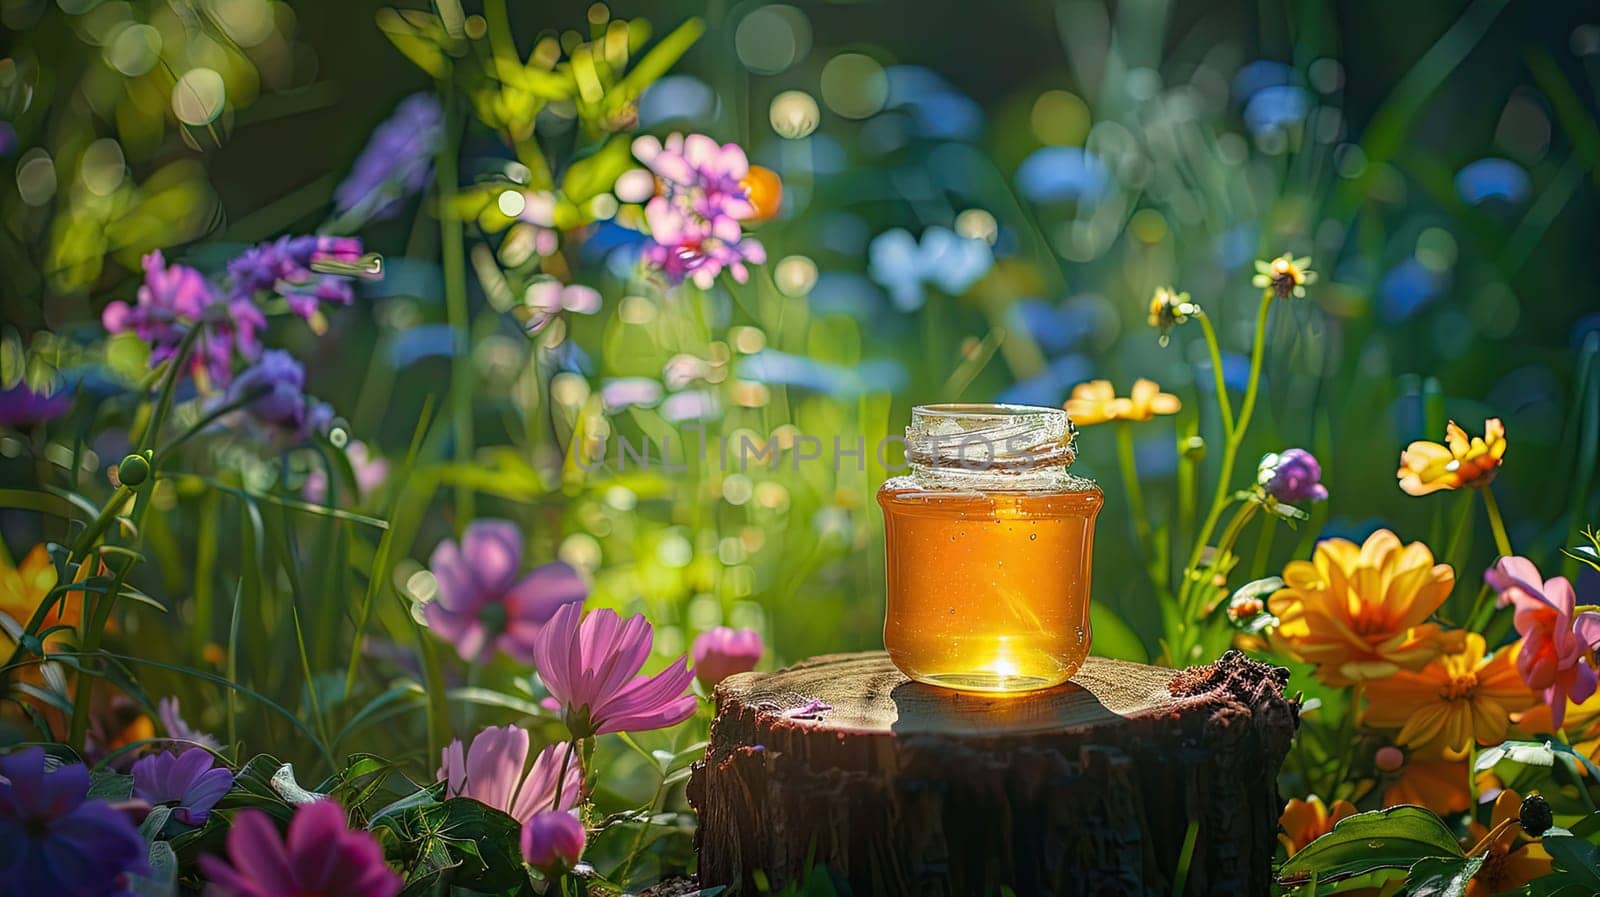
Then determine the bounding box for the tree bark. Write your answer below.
[687,650,1298,897]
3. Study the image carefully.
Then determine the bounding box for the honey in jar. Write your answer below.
[878,404,1102,693]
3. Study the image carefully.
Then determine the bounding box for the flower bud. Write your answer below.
[1180,436,1206,462]
[740,166,783,222]
[1374,745,1404,773]
[692,626,764,689]
[521,810,585,874]
[1519,793,1553,836]
[1257,448,1328,503]
[116,452,151,486]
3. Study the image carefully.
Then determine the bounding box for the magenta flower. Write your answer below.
[532,603,696,739]
[437,726,581,823]
[158,696,219,750]
[103,250,266,386]
[423,520,587,665]
[198,800,400,897]
[1486,555,1600,728]
[1257,448,1328,503]
[521,810,585,874]
[303,440,389,504]
[631,133,767,289]
[0,747,148,896]
[130,749,233,824]
[227,235,366,321]
[692,626,763,688]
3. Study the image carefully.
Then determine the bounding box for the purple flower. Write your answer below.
[227,235,366,321]
[198,800,400,897]
[631,133,767,288]
[533,603,696,739]
[521,810,585,874]
[103,250,265,386]
[158,696,219,750]
[130,749,233,825]
[227,350,334,443]
[1257,448,1328,503]
[0,747,148,896]
[334,94,443,221]
[691,626,763,688]
[437,726,581,823]
[423,520,588,665]
[0,380,70,428]
[303,440,389,504]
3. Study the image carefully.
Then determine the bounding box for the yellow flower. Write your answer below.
[0,543,71,651]
[1064,378,1181,426]
[1278,795,1357,856]
[1397,418,1506,495]
[1465,790,1551,897]
[1363,633,1533,760]
[1384,759,1472,816]
[1252,253,1316,298]
[1267,529,1459,685]
[1146,286,1195,344]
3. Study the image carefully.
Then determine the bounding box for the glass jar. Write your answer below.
[877,403,1103,693]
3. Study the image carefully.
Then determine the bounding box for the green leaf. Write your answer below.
[1544,835,1600,887]
[614,18,705,103]
[270,762,327,805]
[559,135,636,207]
[1405,855,1484,897]
[1277,806,1463,884]
[1089,603,1147,663]
[128,840,178,897]
[1476,740,1557,771]
[377,8,452,78]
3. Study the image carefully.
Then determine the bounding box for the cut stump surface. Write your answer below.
[688,650,1298,897]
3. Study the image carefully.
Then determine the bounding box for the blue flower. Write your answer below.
[1232,60,1295,102]
[1455,158,1531,205]
[1379,258,1444,322]
[0,747,148,896]
[996,355,1092,407]
[867,226,992,311]
[335,93,443,221]
[1014,147,1111,204]
[639,75,718,127]
[1243,85,1309,135]
[739,350,907,396]
[884,66,984,141]
[227,350,334,442]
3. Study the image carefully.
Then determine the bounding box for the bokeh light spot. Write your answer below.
[1030,90,1089,146]
[16,149,55,206]
[735,4,811,76]
[105,23,161,76]
[954,208,998,244]
[774,255,818,296]
[820,53,887,120]
[212,0,276,47]
[80,138,126,196]
[171,68,227,125]
[769,89,819,139]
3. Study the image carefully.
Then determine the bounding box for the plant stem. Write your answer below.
[1181,292,1274,617]
[551,738,578,810]
[1480,486,1514,558]
[1114,423,1152,548]
[436,86,475,526]
[1194,310,1235,438]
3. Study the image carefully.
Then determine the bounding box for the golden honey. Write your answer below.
[878,404,1102,693]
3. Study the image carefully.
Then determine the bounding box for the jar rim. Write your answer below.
[904,402,1078,485]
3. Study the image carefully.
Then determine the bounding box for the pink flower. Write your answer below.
[532,603,697,739]
[437,725,581,823]
[691,626,763,688]
[520,810,585,874]
[631,132,767,288]
[303,440,389,505]
[198,800,400,897]
[423,520,587,665]
[1486,555,1600,728]
[102,250,266,387]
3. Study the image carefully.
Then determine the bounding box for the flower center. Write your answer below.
[1440,672,1478,701]
[477,602,509,636]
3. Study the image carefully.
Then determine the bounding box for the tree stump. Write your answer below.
[687,650,1298,897]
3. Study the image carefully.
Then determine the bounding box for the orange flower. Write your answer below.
[1268,529,1459,685]
[740,165,783,222]
[1384,759,1472,816]
[1278,796,1357,856]
[0,543,74,651]
[1465,790,1551,897]
[1064,378,1180,426]
[1397,419,1506,495]
[1363,634,1534,760]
